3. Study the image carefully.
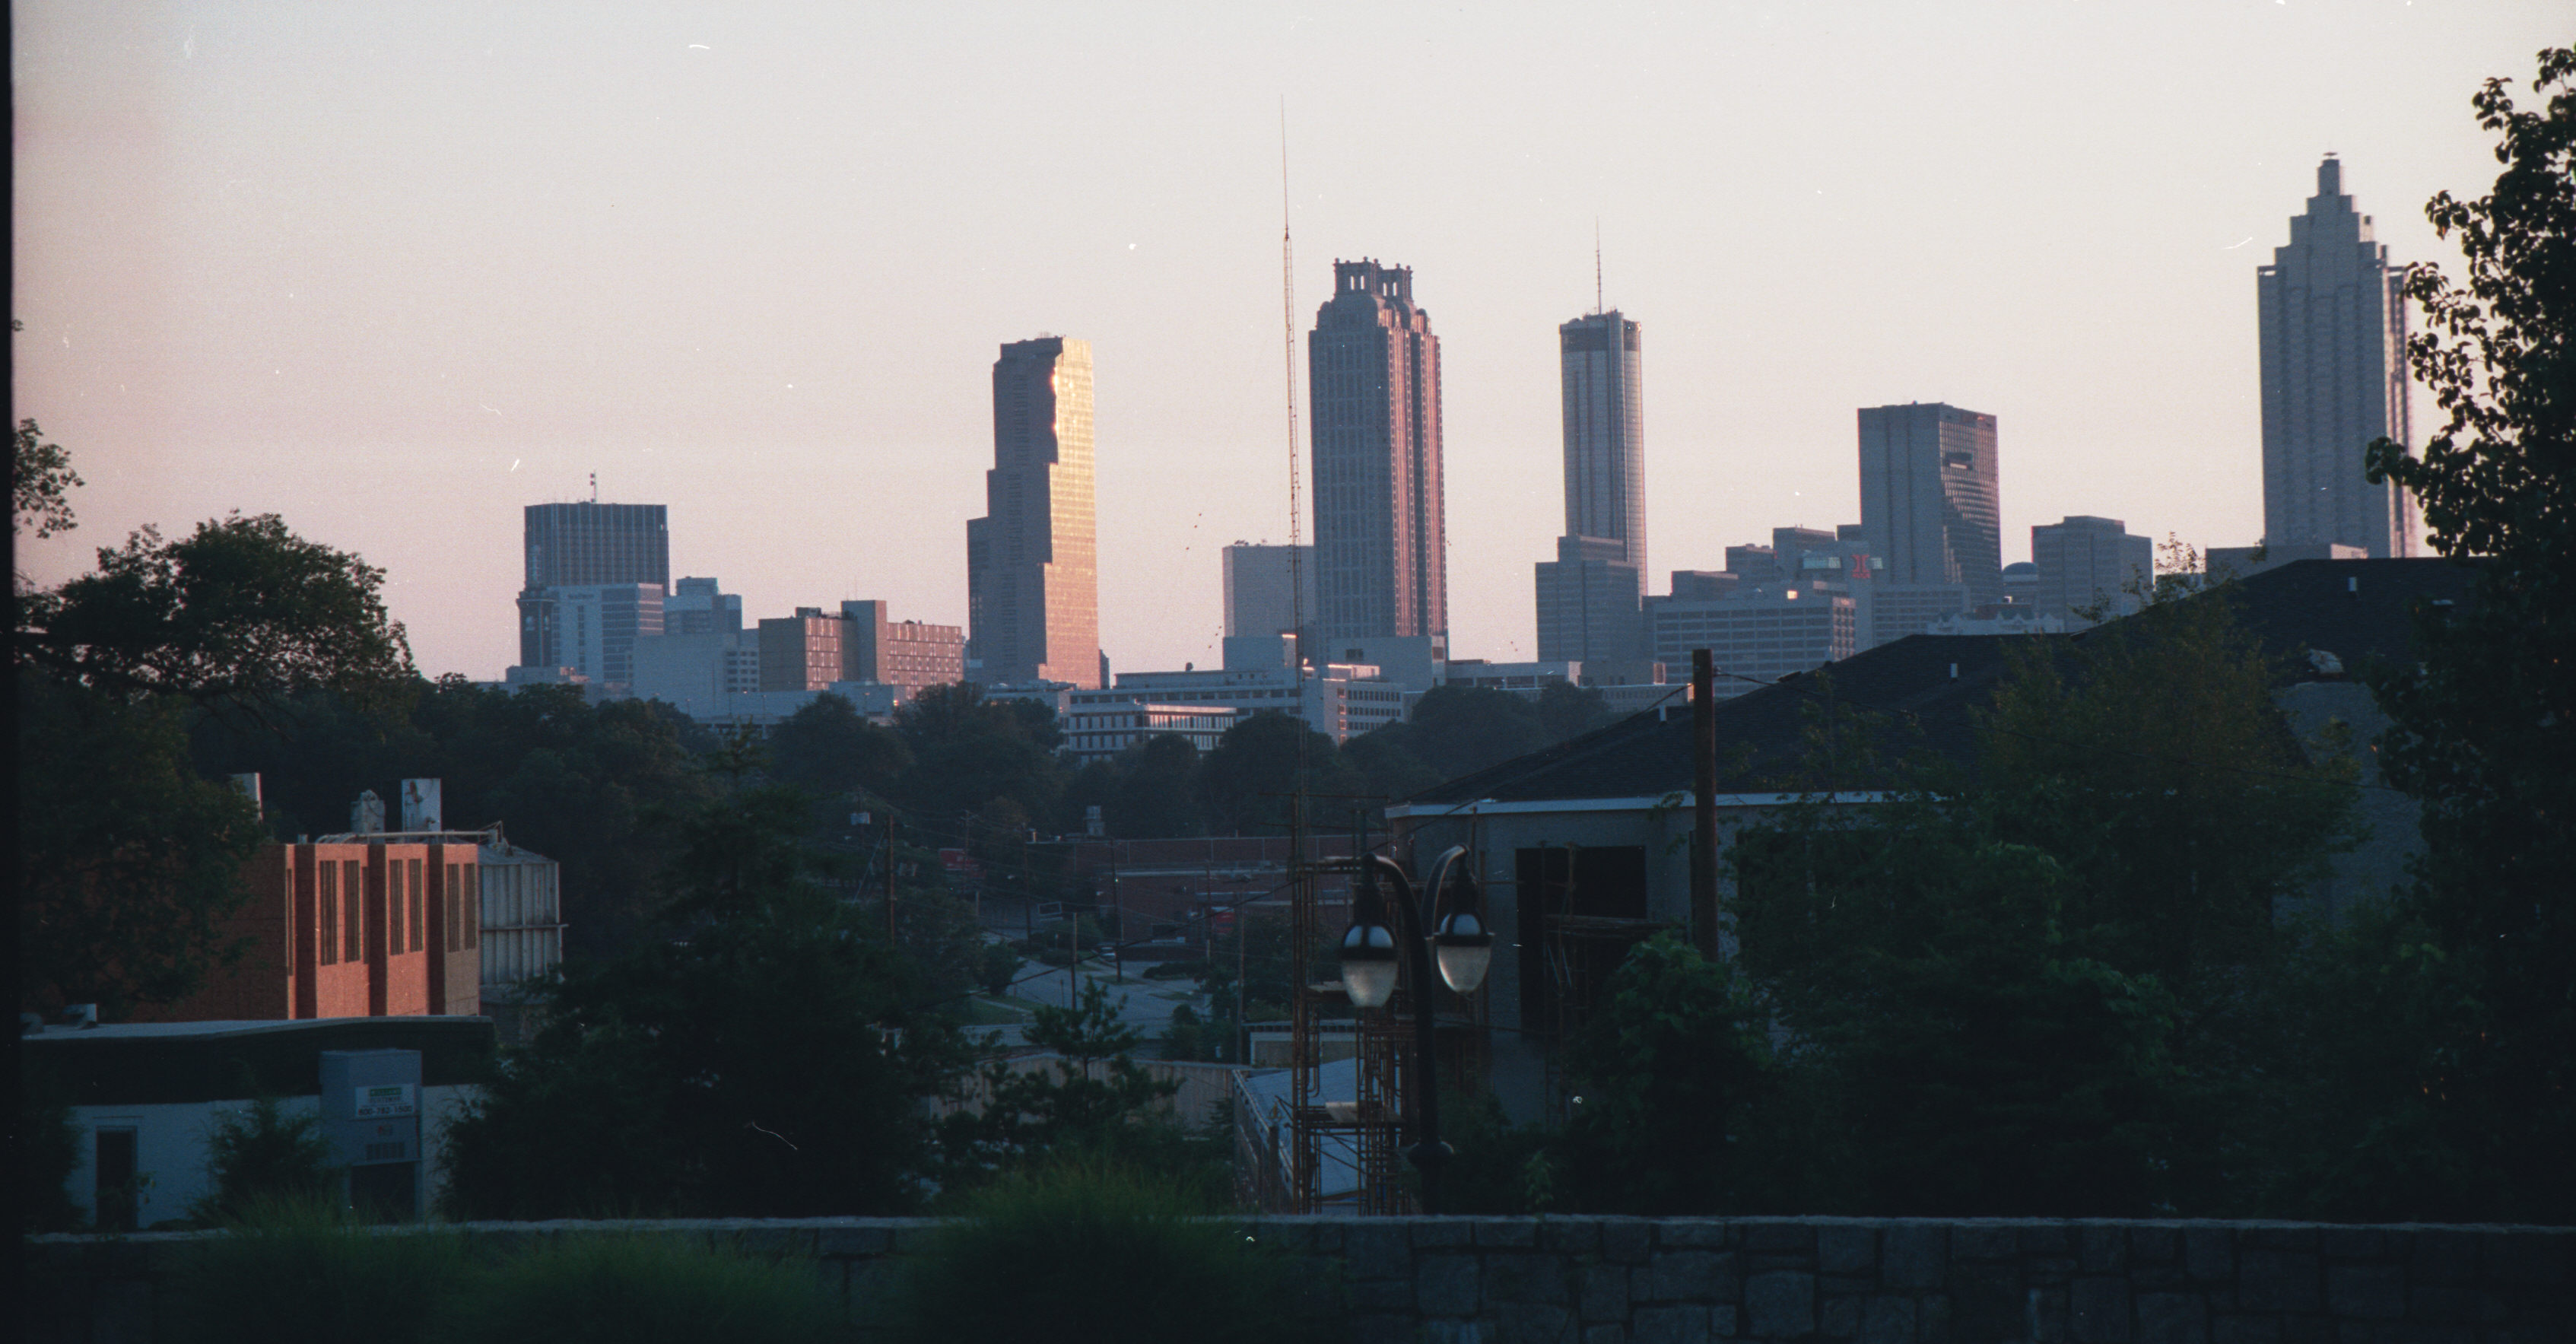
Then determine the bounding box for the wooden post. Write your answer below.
[1691,649,1720,958]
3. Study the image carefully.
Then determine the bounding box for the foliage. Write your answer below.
[1536,678,1615,743]
[1196,710,1367,835]
[17,674,268,1015]
[767,691,912,802]
[443,1233,843,1344]
[1348,685,1548,787]
[2351,45,2576,1219]
[1106,732,1207,837]
[881,1161,1323,1344]
[192,1096,340,1226]
[20,513,412,717]
[1430,1090,1561,1216]
[14,415,81,540]
[977,939,1024,996]
[940,981,1193,1184]
[441,763,970,1218]
[180,1199,472,1344]
[16,1060,84,1232]
[891,682,1066,825]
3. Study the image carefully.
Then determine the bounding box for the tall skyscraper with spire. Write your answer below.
[2258,154,2416,558]
[1536,307,1646,662]
[967,336,1101,688]
[1309,259,1446,651]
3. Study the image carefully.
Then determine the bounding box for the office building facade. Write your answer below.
[1223,543,1317,642]
[664,577,744,636]
[840,599,965,697]
[1536,535,1644,663]
[2032,515,2153,626]
[969,337,1101,688]
[519,583,664,688]
[2259,156,2416,558]
[1310,259,1446,647]
[1645,586,1857,699]
[1857,403,2003,610]
[1536,309,1647,662]
[758,608,846,694]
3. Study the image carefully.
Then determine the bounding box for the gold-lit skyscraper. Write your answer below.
[967,336,1101,688]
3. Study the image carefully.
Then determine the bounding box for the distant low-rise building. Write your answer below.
[2034,515,2153,627]
[1645,585,1857,698]
[840,600,964,697]
[1105,663,1404,744]
[1062,700,1237,763]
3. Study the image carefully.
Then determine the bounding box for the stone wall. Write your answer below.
[22,1216,2571,1343]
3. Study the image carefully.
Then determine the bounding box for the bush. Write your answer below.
[881,1162,1323,1344]
[1140,959,1206,980]
[192,1096,339,1225]
[443,1233,843,1344]
[182,1199,471,1344]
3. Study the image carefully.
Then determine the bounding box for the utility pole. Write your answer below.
[884,810,897,946]
[1691,649,1720,958]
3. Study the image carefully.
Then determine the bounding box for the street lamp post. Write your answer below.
[1337,844,1494,1215]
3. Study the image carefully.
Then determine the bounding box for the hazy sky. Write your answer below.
[14,2,2563,680]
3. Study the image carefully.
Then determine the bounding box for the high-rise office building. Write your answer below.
[2032,516,2152,627]
[663,577,743,637]
[516,501,669,669]
[758,608,846,694]
[840,600,965,698]
[522,583,664,687]
[1857,402,2003,610]
[967,336,1101,688]
[1310,259,1446,648]
[2259,155,2416,558]
[1222,543,1317,640]
[1536,309,1646,662]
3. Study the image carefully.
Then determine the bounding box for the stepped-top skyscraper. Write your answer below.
[1536,309,1646,662]
[2258,154,2416,558]
[1857,402,2003,610]
[1310,259,1446,650]
[968,336,1101,688]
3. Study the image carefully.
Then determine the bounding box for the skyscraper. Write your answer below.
[2031,515,2152,627]
[1536,309,1647,662]
[967,336,1101,688]
[1857,402,2002,611]
[2258,155,2416,558]
[516,500,669,673]
[1310,259,1445,649]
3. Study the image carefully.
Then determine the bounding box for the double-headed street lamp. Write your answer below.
[1336,844,1494,1215]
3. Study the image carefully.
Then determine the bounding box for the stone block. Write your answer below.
[2404,1285,2506,1324]
[2239,1250,2323,1314]
[1348,1277,1417,1313]
[1951,1266,2023,1343]
[2318,1229,2389,1261]
[1491,1253,1571,1305]
[1884,1227,1949,1291]
[1477,1218,1541,1247]
[2030,1257,2083,1286]
[1419,1253,1481,1316]
[2278,1317,2334,1344]
[2409,1230,2476,1287]
[1823,1293,1862,1339]
[1589,1326,1631,1344]
[1714,1304,1741,1337]
[1747,1271,1817,1339]
[888,1222,945,1255]
[1499,1303,1577,1344]
[1744,1221,1818,1256]
[1820,1227,1879,1276]
[1421,1321,1494,1344]
[1353,1314,1416,1344]
[2187,1229,2236,1284]
[2212,1317,2279,1344]
[1955,1225,2021,1263]
[1863,1294,1917,1344]
[2480,1231,2571,1286]
[1603,1219,1655,1264]
[2244,1228,2320,1252]
[1582,1263,1634,1322]
[1549,1219,1603,1254]
[2033,1284,2073,1344]
[2081,1225,2132,1275]
[2074,1276,2134,1344]
[2131,1228,2181,1265]
[1636,1304,1714,1344]
[1415,1219,1475,1247]
[1651,1251,1738,1303]
[1917,1295,1952,1344]
[2329,1266,2406,1320]
[2023,1226,2079,1257]
[1345,1222,1414,1279]
[2136,1292,2206,1344]
[1663,1221,1732,1250]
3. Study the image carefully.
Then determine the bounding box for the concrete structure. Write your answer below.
[2209,540,2368,580]
[662,576,743,636]
[2033,514,2153,627]
[1062,699,1237,764]
[516,583,664,689]
[1536,310,1647,662]
[1310,259,1446,647]
[475,834,563,1044]
[1103,663,1405,744]
[658,683,904,729]
[23,1016,491,1231]
[1865,581,1972,648]
[2003,560,2040,606]
[516,502,669,675]
[1222,542,1316,649]
[2260,155,2416,558]
[1644,585,1859,698]
[1857,402,2003,610]
[969,335,1101,688]
[839,600,964,697]
[630,630,761,706]
[135,840,482,1024]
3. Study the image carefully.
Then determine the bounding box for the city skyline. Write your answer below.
[14,4,2556,678]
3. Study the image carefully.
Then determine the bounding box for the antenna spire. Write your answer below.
[1594,218,1604,315]
[589,472,598,503]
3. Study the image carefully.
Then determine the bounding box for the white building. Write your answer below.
[1061,700,1238,763]
[1109,663,1404,744]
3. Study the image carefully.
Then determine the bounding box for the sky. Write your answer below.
[13,2,2565,680]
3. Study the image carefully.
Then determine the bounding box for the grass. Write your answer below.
[443,1231,843,1344]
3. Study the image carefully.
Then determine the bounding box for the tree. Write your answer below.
[1107,732,1205,838]
[939,981,1194,1186]
[767,691,912,801]
[14,417,81,541]
[2347,45,2576,1219]
[21,513,411,718]
[191,1097,339,1224]
[1196,710,1364,836]
[1358,685,1548,783]
[891,682,1068,826]
[1536,679,1614,744]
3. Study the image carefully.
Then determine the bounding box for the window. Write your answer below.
[408,859,426,952]
[446,865,464,952]
[94,1127,139,1231]
[318,863,339,965]
[462,866,478,947]
[387,859,405,955]
[343,860,363,962]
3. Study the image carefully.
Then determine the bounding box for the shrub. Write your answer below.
[443,1232,844,1344]
[192,1096,339,1225]
[181,1199,470,1344]
[881,1162,1323,1344]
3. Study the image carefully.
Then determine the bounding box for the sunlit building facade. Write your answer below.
[968,336,1101,688]
[1310,260,1446,648]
